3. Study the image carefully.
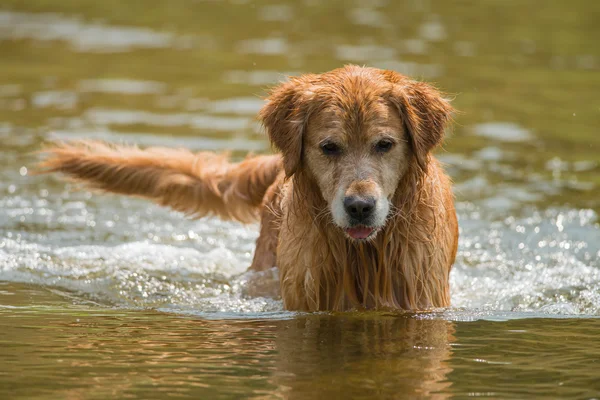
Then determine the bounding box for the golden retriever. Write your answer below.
[37,65,458,312]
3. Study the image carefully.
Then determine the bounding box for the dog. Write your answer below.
[37,65,458,312]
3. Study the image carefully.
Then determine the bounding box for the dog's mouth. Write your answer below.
[344,225,376,240]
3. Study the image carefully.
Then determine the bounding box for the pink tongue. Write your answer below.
[345,226,374,239]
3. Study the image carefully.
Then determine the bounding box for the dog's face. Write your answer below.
[302,101,409,239]
[260,66,453,241]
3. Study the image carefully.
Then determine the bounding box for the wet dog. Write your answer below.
[37,65,458,311]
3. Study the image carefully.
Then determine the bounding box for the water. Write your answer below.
[1,1,599,398]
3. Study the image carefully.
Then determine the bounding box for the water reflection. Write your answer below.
[50,130,268,152]
[0,284,455,399]
[3,283,600,399]
[78,79,167,95]
[472,122,533,143]
[82,108,252,131]
[271,314,455,399]
[222,70,302,85]
[0,11,176,52]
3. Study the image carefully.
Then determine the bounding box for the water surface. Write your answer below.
[0,1,599,398]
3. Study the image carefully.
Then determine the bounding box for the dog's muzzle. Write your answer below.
[343,195,377,239]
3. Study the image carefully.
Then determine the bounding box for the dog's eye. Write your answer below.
[320,142,342,156]
[375,139,394,153]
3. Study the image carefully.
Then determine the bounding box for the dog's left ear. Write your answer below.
[384,72,454,173]
[259,77,315,178]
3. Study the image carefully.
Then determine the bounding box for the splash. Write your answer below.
[1,185,598,317]
[452,207,600,315]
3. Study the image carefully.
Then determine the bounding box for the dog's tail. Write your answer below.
[35,141,283,223]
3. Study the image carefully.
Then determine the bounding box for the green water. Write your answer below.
[2,284,600,399]
[0,1,599,398]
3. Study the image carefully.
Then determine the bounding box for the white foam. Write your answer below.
[451,208,600,315]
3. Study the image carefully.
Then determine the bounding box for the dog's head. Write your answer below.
[260,66,453,241]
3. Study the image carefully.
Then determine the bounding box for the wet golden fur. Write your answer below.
[36,66,458,312]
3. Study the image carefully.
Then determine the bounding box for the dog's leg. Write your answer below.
[250,211,278,271]
[249,179,281,271]
[240,180,282,299]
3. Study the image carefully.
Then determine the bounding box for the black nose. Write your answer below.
[343,196,376,222]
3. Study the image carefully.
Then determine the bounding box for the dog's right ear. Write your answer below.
[259,78,314,177]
